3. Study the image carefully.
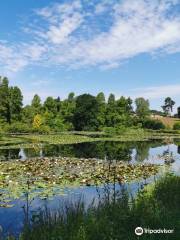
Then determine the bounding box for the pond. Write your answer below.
[0,140,180,237]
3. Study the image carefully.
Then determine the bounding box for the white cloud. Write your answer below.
[0,42,46,74]
[0,0,180,73]
[130,84,180,99]
[35,0,82,23]
[95,1,113,14]
[31,79,49,86]
[46,13,83,44]
[0,43,27,73]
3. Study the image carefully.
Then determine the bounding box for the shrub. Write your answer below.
[115,125,127,134]
[173,122,180,130]
[4,122,31,133]
[103,127,117,136]
[32,125,51,134]
[143,119,165,130]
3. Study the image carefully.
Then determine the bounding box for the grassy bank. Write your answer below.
[15,174,180,240]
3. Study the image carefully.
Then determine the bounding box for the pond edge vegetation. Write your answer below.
[5,174,180,240]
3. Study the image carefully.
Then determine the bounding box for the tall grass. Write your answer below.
[14,174,180,239]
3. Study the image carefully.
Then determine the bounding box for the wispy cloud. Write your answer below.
[0,41,46,74]
[31,79,50,86]
[0,0,180,74]
[130,84,180,99]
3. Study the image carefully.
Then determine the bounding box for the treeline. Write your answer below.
[0,76,178,133]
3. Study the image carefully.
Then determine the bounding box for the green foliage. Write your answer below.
[103,127,117,136]
[135,97,150,119]
[53,116,69,131]
[3,122,31,133]
[0,127,3,140]
[73,94,100,131]
[32,125,51,134]
[9,86,23,121]
[43,97,57,114]
[162,97,175,116]
[60,98,76,126]
[21,105,34,125]
[31,94,41,113]
[106,95,133,127]
[68,92,75,102]
[96,92,106,129]
[135,174,180,235]
[19,174,180,240]
[0,77,23,124]
[0,77,10,123]
[143,118,165,130]
[173,122,180,130]
[0,76,179,133]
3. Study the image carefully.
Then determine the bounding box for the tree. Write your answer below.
[60,94,76,126]
[0,77,23,123]
[177,107,180,118]
[106,94,133,127]
[106,93,116,127]
[54,115,67,131]
[9,86,23,121]
[97,92,106,103]
[33,114,43,129]
[68,92,75,102]
[43,111,55,128]
[96,92,106,129]
[0,77,11,123]
[107,93,115,105]
[162,97,175,116]
[56,97,61,113]
[22,105,34,124]
[115,96,133,127]
[135,97,150,119]
[116,96,133,115]
[73,94,99,131]
[31,94,41,114]
[44,97,57,115]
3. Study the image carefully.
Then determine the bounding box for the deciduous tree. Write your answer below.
[135,97,150,119]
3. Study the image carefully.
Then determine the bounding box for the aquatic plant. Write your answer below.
[1,131,180,150]
[0,157,160,207]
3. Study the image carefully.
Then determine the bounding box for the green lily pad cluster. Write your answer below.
[0,157,160,207]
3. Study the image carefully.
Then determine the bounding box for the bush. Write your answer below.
[0,125,3,139]
[4,122,31,133]
[173,122,180,130]
[32,125,51,134]
[143,119,165,130]
[115,125,127,134]
[103,127,117,136]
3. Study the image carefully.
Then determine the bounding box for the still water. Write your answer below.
[0,140,180,236]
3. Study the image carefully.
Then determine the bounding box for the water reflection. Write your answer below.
[0,140,180,237]
[0,140,168,162]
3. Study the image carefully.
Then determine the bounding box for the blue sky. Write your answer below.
[0,0,180,112]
